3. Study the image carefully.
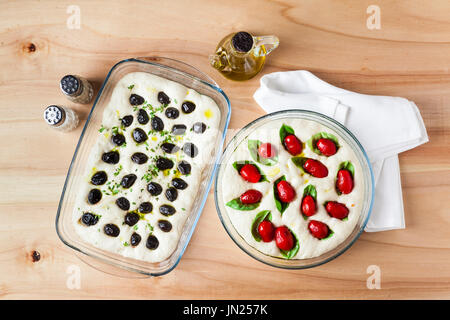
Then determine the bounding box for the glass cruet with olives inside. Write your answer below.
[209,31,279,81]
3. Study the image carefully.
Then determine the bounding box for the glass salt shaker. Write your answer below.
[60,74,94,104]
[43,105,79,132]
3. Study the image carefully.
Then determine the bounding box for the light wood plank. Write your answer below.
[0,0,449,299]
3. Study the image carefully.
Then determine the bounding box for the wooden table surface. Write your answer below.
[1,0,449,300]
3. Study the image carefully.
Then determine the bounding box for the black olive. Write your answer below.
[172,178,188,190]
[146,235,159,250]
[161,142,179,154]
[182,142,198,158]
[155,157,174,170]
[151,116,164,131]
[165,107,179,119]
[181,101,196,114]
[158,91,170,105]
[147,182,162,196]
[160,205,176,216]
[91,171,108,185]
[132,128,148,143]
[131,152,148,164]
[130,232,141,247]
[124,212,140,226]
[139,202,153,214]
[102,151,120,164]
[177,161,191,175]
[158,220,172,232]
[87,189,102,205]
[165,187,178,202]
[129,94,145,106]
[104,223,120,237]
[121,115,134,127]
[112,133,125,146]
[120,174,137,189]
[81,212,98,226]
[171,124,186,135]
[137,109,149,124]
[115,197,130,211]
[193,122,207,134]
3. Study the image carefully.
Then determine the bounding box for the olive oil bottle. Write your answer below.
[209,31,279,81]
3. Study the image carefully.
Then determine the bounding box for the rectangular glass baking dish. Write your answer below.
[56,57,231,277]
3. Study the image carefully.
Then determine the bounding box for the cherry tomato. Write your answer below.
[258,220,275,242]
[336,169,353,194]
[303,159,328,178]
[240,189,262,204]
[283,135,302,155]
[308,220,330,239]
[316,138,337,156]
[258,142,275,159]
[275,226,294,251]
[239,164,261,183]
[301,195,316,217]
[276,180,296,203]
[325,201,349,219]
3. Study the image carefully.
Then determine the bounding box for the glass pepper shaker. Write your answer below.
[60,74,94,104]
[43,105,79,132]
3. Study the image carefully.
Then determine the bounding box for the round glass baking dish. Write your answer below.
[214,109,374,269]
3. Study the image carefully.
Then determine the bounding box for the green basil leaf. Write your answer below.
[248,139,260,159]
[291,156,308,173]
[307,132,340,156]
[338,161,355,177]
[302,184,317,200]
[251,210,272,242]
[273,175,289,215]
[322,229,335,240]
[280,228,300,259]
[226,198,260,211]
[279,124,295,144]
[232,160,268,182]
[248,140,278,166]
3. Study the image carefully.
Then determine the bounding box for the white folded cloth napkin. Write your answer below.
[253,70,428,232]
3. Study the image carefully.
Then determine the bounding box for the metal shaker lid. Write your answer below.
[44,105,65,126]
[60,75,81,96]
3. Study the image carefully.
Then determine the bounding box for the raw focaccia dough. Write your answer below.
[221,118,365,259]
[73,72,220,263]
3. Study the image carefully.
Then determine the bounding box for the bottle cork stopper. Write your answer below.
[232,31,254,53]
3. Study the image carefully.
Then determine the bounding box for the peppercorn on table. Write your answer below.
[0,0,449,299]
